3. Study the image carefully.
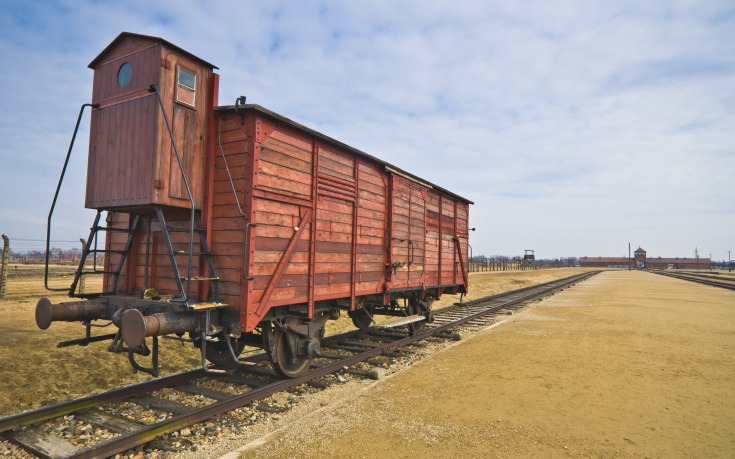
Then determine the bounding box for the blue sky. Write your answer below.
[0,0,733,260]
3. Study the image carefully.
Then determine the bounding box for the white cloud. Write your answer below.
[0,0,733,260]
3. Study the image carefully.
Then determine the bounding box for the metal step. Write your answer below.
[188,302,229,310]
[373,314,425,329]
[166,225,206,232]
[174,250,213,255]
[94,226,135,233]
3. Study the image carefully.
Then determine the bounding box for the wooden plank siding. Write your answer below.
[234,110,468,331]
[87,35,214,211]
[104,211,208,299]
[100,105,468,334]
[209,117,248,306]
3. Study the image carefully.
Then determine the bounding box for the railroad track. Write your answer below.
[648,270,735,291]
[0,271,599,458]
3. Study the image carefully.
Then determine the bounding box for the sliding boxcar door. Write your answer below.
[408,182,426,285]
[389,175,427,289]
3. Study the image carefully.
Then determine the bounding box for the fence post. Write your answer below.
[0,235,9,299]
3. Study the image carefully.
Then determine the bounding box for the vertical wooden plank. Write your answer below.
[386,174,395,289]
[109,104,122,205]
[350,156,358,309]
[128,98,139,205]
[149,235,157,289]
[453,200,458,285]
[123,97,137,204]
[86,108,98,207]
[242,112,260,331]
[119,101,131,204]
[308,138,318,317]
[141,95,155,204]
[198,71,218,301]
[103,212,113,291]
[438,195,443,285]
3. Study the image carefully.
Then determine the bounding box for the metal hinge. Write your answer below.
[160,58,171,69]
[154,180,164,190]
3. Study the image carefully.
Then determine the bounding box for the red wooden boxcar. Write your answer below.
[37,32,472,377]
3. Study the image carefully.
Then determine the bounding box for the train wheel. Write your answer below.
[205,335,245,367]
[407,298,426,334]
[350,307,373,330]
[264,326,312,378]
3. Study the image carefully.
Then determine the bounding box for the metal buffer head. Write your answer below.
[35,298,104,330]
[121,309,200,348]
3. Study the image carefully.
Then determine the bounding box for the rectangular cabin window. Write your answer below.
[176,66,196,107]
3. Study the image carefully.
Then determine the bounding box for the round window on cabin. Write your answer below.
[117,62,132,87]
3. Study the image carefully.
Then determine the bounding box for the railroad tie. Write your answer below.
[338,340,383,349]
[174,383,235,402]
[6,427,78,458]
[324,344,371,353]
[240,365,280,380]
[213,374,271,389]
[74,408,184,452]
[315,352,346,360]
[128,395,196,416]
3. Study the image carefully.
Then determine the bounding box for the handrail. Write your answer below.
[149,84,195,304]
[45,103,96,292]
[408,240,414,266]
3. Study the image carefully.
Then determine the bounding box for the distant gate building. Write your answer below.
[579,247,711,270]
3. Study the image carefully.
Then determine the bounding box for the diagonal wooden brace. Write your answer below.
[255,209,312,316]
[454,236,468,289]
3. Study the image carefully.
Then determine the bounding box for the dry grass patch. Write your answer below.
[0,264,591,416]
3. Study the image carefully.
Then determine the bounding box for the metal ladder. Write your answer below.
[68,211,140,297]
[154,206,221,307]
[67,207,221,307]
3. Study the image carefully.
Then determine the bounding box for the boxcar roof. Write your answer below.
[88,32,218,70]
[216,104,473,205]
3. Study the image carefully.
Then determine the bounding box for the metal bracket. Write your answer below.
[128,336,159,377]
[235,95,246,125]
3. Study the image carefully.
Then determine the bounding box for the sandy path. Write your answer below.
[233,270,735,458]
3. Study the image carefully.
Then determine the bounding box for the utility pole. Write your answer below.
[628,242,631,271]
[729,251,731,272]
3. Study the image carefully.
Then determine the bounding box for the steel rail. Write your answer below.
[655,271,735,283]
[648,270,735,291]
[65,271,599,458]
[0,326,377,434]
[1,271,598,458]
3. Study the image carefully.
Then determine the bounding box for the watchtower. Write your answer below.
[85,32,218,210]
[634,247,646,268]
[523,250,535,268]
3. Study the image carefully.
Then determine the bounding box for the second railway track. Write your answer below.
[648,270,735,291]
[0,271,599,459]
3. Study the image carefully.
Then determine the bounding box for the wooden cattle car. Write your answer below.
[37,32,472,378]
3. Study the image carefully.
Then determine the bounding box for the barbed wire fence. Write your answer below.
[0,235,106,298]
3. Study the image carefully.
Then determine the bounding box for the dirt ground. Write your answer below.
[231,270,735,458]
[0,265,201,415]
[0,263,585,416]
